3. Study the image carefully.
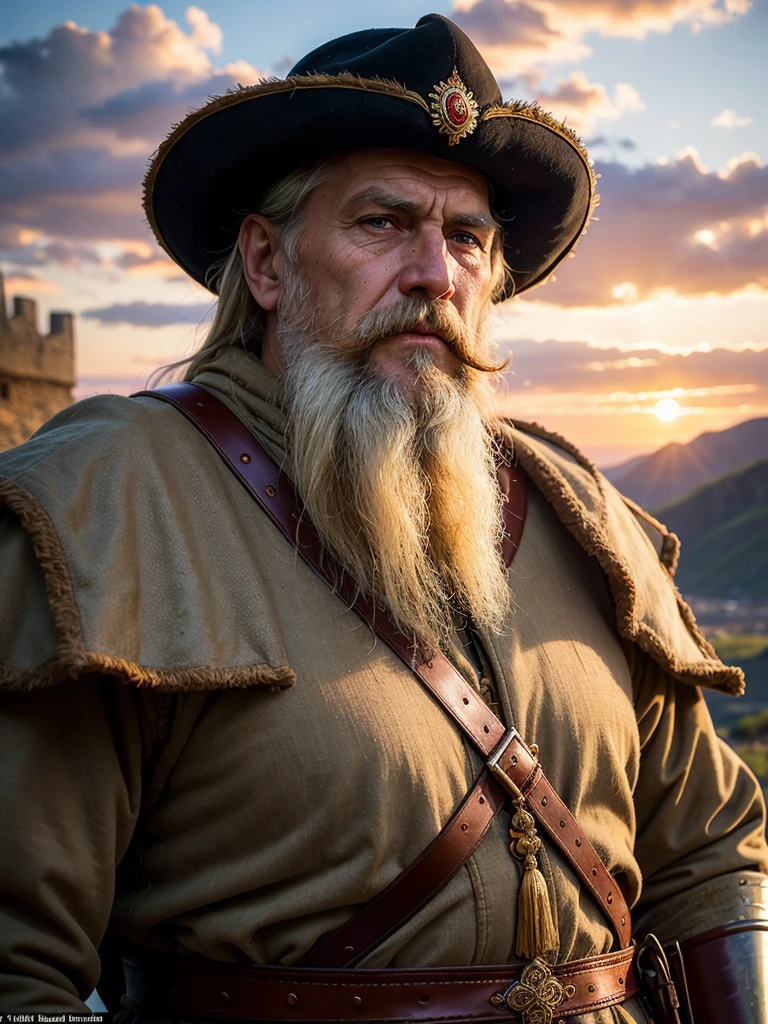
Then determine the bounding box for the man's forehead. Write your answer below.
[326,148,492,214]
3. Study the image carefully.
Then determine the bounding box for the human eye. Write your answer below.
[450,229,482,248]
[361,215,395,230]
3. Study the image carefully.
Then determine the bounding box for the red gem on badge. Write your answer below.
[429,68,478,146]
[446,91,469,126]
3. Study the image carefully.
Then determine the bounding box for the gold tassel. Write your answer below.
[509,800,557,958]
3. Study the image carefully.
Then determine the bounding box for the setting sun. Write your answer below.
[654,398,682,423]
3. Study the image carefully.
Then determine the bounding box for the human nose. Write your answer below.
[398,228,456,302]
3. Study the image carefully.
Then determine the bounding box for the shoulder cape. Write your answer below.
[0,396,743,695]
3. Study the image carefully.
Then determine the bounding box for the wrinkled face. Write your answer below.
[286,148,500,386]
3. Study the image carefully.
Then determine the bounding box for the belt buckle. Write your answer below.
[491,957,575,1023]
[487,727,529,801]
[637,933,682,1020]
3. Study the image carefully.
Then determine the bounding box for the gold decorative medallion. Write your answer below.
[490,958,575,1024]
[428,68,478,145]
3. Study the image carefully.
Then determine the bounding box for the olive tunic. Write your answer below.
[1,348,766,1020]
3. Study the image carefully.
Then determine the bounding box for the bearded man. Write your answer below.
[1,14,767,1024]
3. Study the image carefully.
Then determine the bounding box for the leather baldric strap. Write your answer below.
[300,769,506,969]
[136,382,632,955]
[122,946,640,1022]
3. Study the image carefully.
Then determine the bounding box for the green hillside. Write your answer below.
[654,459,768,601]
[705,645,768,795]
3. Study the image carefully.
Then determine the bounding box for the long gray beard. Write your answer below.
[276,289,510,652]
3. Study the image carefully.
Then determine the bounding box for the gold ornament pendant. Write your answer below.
[428,68,479,146]
[509,797,557,959]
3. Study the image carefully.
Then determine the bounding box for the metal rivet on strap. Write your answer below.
[344,945,354,953]
[286,993,299,1006]
[240,453,251,464]
[575,838,582,847]
[220,991,229,1002]
[619,976,624,985]
[621,916,626,926]
[265,484,276,497]
[607,894,613,904]
[418,995,431,1005]
[479,796,485,805]
[541,797,547,806]
[588,984,595,993]
[463,697,469,704]
[351,996,363,1007]
[461,822,469,832]
[483,725,489,733]
[511,755,517,766]
[559,819,566,827]
[592,868,598,876]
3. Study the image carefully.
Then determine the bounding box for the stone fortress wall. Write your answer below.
[0,271,75,452]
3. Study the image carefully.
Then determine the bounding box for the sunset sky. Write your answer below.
[1,0,766,465]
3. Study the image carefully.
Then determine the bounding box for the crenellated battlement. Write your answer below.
[0,273,76,387]
[0,270,75,450]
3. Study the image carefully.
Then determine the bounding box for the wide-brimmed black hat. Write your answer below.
[143,13,596,300]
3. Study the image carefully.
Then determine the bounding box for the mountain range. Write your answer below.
[654,459,768,601]
[603,417,768,510]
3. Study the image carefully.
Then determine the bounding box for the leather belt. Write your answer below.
[123,946,639,1022]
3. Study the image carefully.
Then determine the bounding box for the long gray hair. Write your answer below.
[158,160,333,382]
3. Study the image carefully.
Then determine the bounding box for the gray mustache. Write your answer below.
[341,297,506,374]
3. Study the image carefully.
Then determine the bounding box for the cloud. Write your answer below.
[711,108,753,128]
[0,6,262,155]
[0,6,265,268]
[536,0,752,37]
[1,187,150,244]
[534,71,644,132]
[452,0,589,74]
[115,251,187,279]
[531,150,768,305]
[0,8,211,155]
[0,239,103,271]
[586,136,638,151]
[501,339,768,396]
[1,270,62,295]
[452,0,751,74]
[81,64,262,144]
[81,300,213,326]
[0,147,146,205]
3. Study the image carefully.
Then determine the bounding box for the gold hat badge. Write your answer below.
[429,68,479,145]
